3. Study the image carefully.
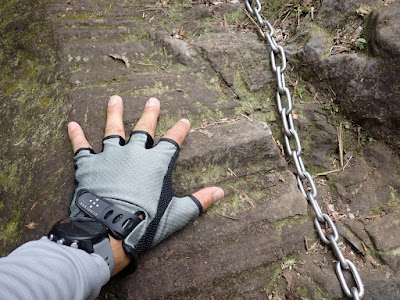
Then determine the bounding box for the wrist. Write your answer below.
[109,236,132,277]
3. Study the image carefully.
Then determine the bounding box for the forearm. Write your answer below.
[0,237,110,300]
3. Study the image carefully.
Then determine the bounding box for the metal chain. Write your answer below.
[244,0,364,298]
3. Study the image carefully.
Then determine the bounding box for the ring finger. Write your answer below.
[133,97,160,139]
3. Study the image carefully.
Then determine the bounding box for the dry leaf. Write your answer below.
[108,54,130,68]
[179,28,186,39]
[384,0,395,5]
[339,194,352,204]
[291,110,299,120]
[25,222,38,230]
[285,292,299,300]
[199,129,214,137]
[171,27,187,39]
[282,269,293,290]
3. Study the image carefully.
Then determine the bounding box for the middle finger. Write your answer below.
[105,95,125,139]
[133,97,160,139]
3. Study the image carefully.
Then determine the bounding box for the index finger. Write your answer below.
[162,119,190,147]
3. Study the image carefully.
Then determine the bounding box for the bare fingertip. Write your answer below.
[68,122,78,133]
[180,118,190,126]
[109,95,122,106]
[213,188,224,203]
[146,97,159,107]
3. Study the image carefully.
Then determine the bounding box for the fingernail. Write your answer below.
[67,122,78,134]
[180,118,190,125]
[213,189,224,203]
[146,97,159,107]
[109,95,121,106]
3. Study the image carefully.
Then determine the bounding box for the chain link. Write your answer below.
[244,1,364,298]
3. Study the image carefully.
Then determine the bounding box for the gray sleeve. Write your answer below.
[0,237,110,300]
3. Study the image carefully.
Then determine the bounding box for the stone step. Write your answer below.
[59,39,159,84]
[48,1,310,299]
[100,119,310,299]
[66,65,239,152]
[49,1,172,21]
[175,119,286,191]
[115,219,314,299]
[55,22,146,43]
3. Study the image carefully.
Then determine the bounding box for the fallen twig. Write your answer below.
[227,168,237,177]
[244,9,266,38]
[215,212,238,220]
[337,123,344,168]
[135,62,155,66]
[229,185,255,207]
[315,156,353,176]
[304,236,309,251]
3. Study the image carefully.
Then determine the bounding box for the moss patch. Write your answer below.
[0,0,71,254]
[388,186,400,210]
[232,70,276,123]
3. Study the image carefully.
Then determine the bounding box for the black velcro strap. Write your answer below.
[76,190,143,240]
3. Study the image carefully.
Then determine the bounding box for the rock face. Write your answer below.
[369,2,400,57]
[314,53,400,152]
[2,0,400,299]
[316,0,380,28]
[300,1,400,153]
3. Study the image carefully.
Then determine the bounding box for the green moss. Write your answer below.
[232,71,276,122]
[197,17,216,26]
[56,5,114,21]
[225,8,246,25]
[0,218,21,239]
[314,285,332,300]
[307,165,325,175]
[0,161,18,191]
[130,81,170,97]
[69,65,84,73]
[295,280,333,300]
[265,253,301,291]
[210,177,265,217]
[163,61,187,72]
[388,186,400,210]
[0,0,71,254]
[367,206,385,217]
[275,215,308,234]
[367,248,385,265]
[0,209,23,255]
[296,287,309,298]
[131,46,183,71]
[155,108,224,136]
[209,75,219,85]
[261,0,295,19]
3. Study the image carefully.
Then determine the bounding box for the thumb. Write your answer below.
[193,187,224,212]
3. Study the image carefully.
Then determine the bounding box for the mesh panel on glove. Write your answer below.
[69,131,202,256]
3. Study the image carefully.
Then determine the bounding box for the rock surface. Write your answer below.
[299,1,400,153]
[369,2,400,57]
[316,0,380,28]
[1,0,400,299]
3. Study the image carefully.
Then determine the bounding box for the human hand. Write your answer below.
[67,95,224,274]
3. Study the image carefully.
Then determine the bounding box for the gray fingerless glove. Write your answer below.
[69,131,202,260]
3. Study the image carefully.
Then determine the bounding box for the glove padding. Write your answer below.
[69,131,202,257]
